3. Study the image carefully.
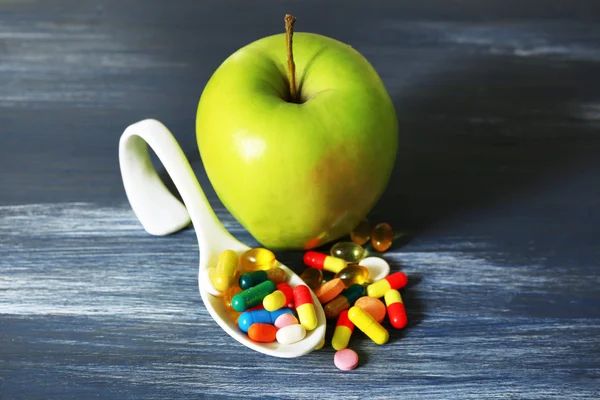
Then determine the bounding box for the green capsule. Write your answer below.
[231,280,276,312]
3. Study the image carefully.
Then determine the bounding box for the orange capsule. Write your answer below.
[247,323,278,343]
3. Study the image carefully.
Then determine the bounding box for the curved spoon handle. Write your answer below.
[118,118,228,256]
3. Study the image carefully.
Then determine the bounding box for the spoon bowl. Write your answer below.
[119,118,326,358]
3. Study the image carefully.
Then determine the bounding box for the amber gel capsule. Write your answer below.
[371,222,393,252]
[334,264,370,288]
[330,242,366,264]
[324,283,365,319]
[300,268,323,291]
[240,248,276,271]
[351,218,371,245]
[239,268,287,290]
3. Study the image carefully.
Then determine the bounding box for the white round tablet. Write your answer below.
[359,257,390,282]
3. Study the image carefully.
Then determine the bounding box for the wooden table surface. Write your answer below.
[1,1,599,398]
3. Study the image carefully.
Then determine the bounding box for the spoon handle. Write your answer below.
[118,118,230,256]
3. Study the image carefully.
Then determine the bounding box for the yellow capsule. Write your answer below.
[348,306,389,345]
[351,218,371,245]
[263,290,287,312]
[209,250,238,292]
[334,264,370,288]
[296,303,318,331]
[332,310,354,350]
[330,242,366,264]
[240,248,276,272]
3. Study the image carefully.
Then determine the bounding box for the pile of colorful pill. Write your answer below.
[207,219,408,370]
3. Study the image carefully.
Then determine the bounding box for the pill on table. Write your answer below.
[335,264,370,288]
[354,296,387,323]
[240,248,276,272]
[303,251,346,274]
[239,267,287,290]
[293,284,318,331]
[324,283,365,319]
[300,267,323,291]
[385,289,408,329]
[348,306,389,345]
[231,280,277,312]
[359,257,390,283]
[248,323,277,343]
[274,313,299,329]
[209,249,239,292]
[334,348,359,371]
[315,278,345,304]
[367,272,408,297]
[350,218,371,246]
[371,222,393,252]
[330,242,366,264]
[367,271,408,298]
[276,324,306,344]
[332,310,354,350]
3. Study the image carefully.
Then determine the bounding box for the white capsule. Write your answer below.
[359,257,391,283]
[276,324,306,345]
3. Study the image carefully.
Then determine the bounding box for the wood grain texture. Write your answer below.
[1,1,600,399]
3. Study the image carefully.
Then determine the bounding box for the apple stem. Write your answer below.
[285,14,297,103]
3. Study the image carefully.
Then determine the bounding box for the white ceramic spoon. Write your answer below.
[118,118,326,358]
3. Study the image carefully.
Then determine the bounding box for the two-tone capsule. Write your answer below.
[324,283,365,319]
[303,251,347,274]
[231,280,276,312]
[385,289,408,329]
[293,284,318,331]
[263,282,294,311]
[367,271,408,298]
[239,268,287,290]
[332,310,354,350]
[348,305,389,345]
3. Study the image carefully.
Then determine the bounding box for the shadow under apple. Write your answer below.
[369,53,598,245]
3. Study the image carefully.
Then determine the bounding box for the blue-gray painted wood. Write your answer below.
[1,1,599,399]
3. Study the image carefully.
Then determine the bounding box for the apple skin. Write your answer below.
[196,32,398,250]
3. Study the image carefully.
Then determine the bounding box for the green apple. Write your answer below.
[196,29,398,250]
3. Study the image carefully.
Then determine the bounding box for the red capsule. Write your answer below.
[384,289,408,329]
[276,282,294,306]
[367,271,408,298]
[303,251,346,274]
[332,310,354,350]
[293,284,318,331]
